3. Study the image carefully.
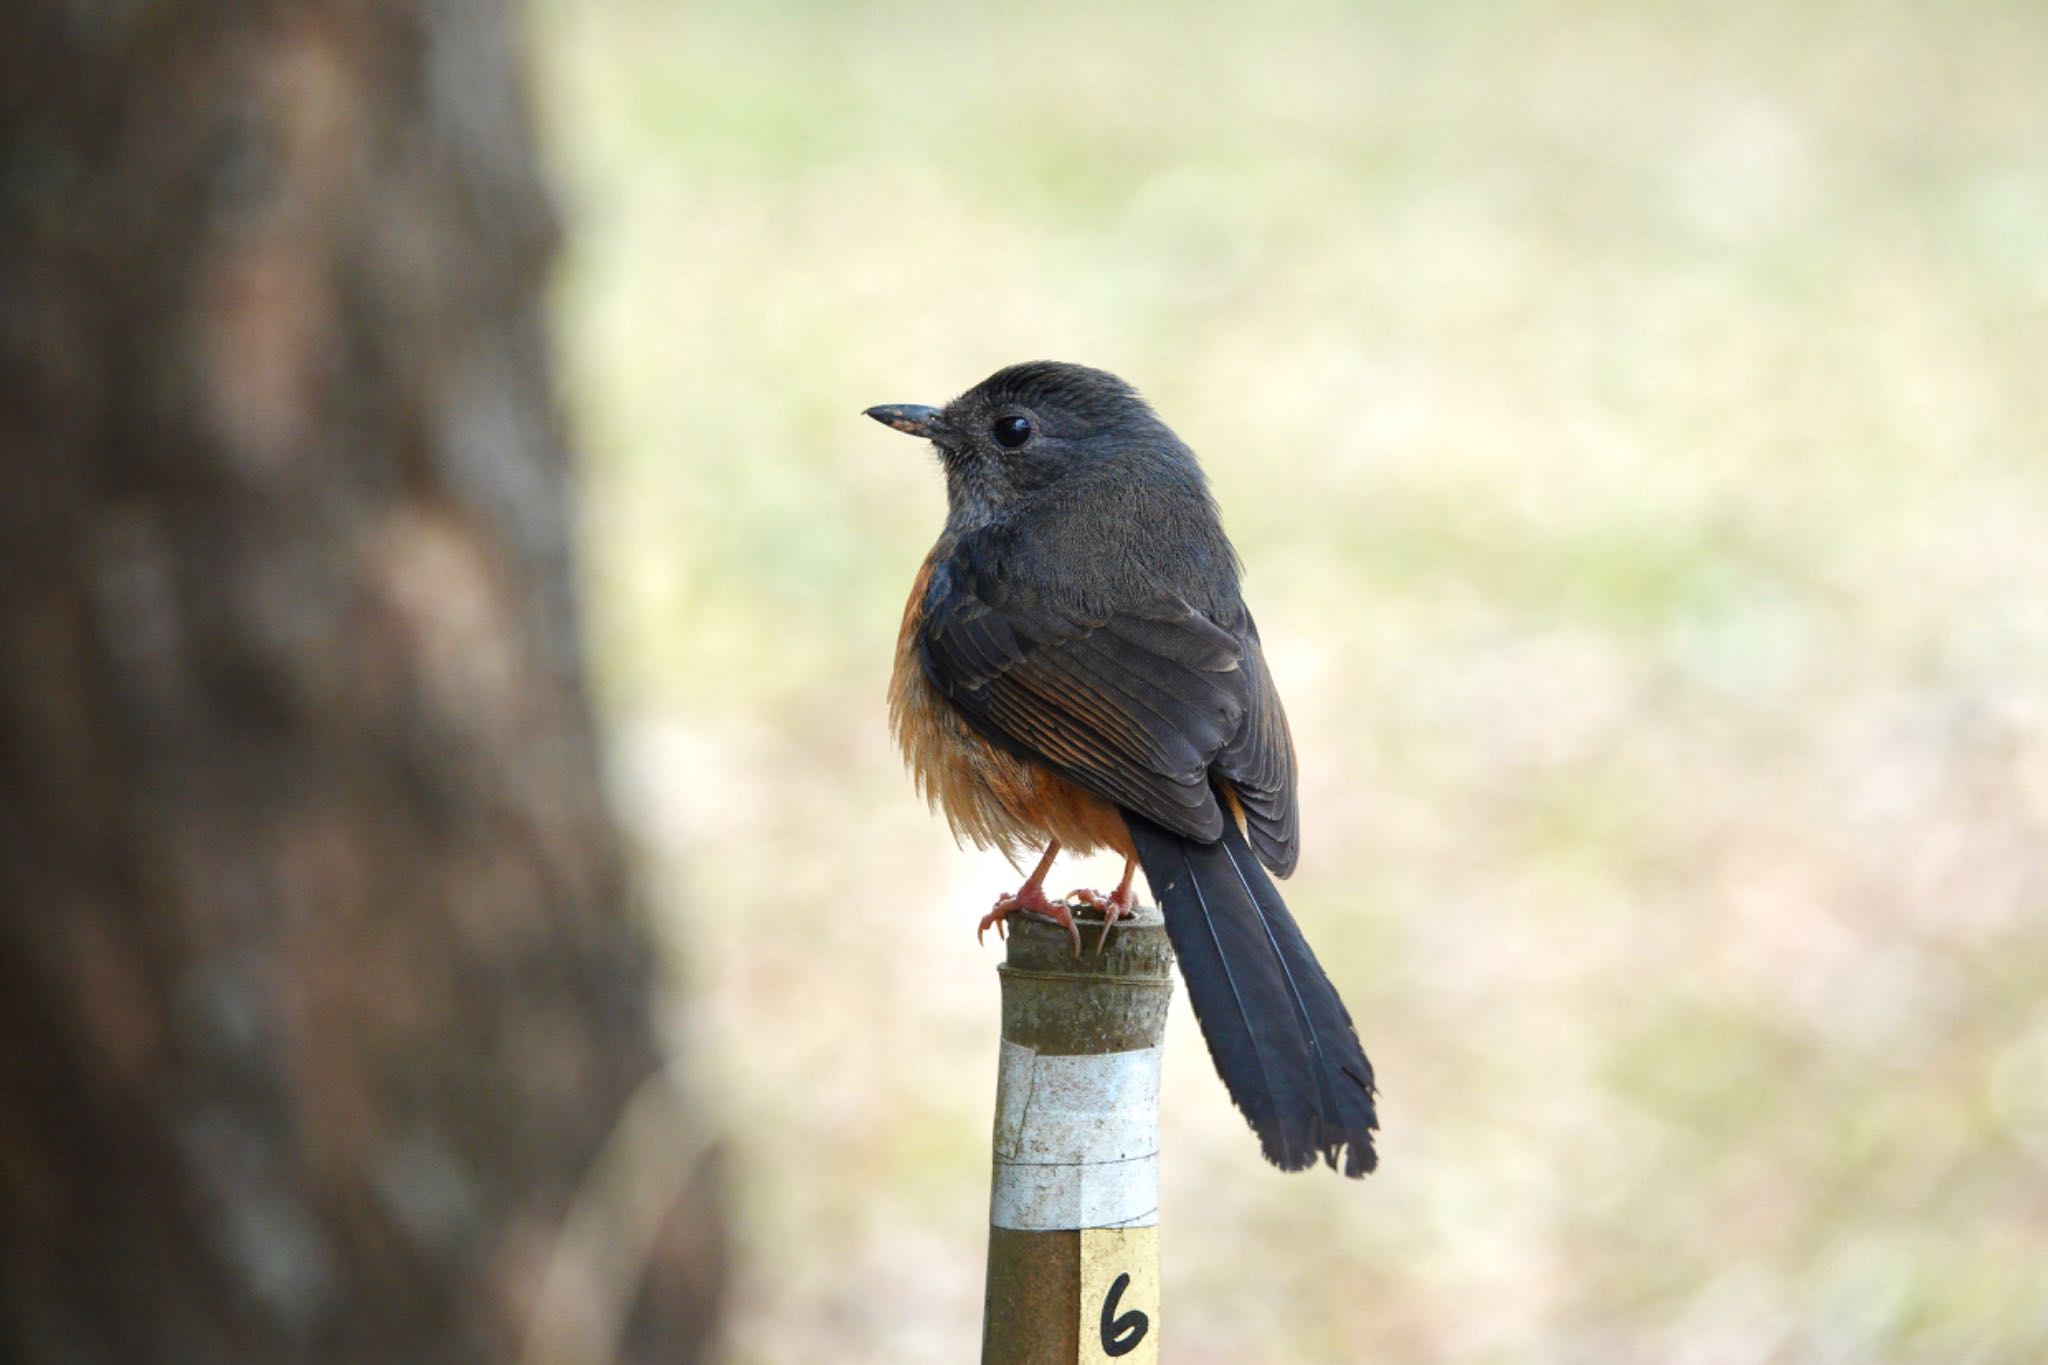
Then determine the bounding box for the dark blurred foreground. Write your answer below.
[0,4,722,1361]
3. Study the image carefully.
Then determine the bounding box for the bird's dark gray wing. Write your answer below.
[917,530,1299,873]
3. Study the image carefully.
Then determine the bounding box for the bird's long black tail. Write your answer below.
[1126,812,1378,1176]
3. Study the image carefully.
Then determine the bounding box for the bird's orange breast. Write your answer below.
[890,550,1134,864]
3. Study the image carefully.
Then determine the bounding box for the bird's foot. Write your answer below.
[979,881,1083,957]
[1068,884,1137,956]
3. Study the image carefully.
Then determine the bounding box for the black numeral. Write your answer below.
[1099,1271,1149,1357]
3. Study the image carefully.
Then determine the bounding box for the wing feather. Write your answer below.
[917,529,1298,867]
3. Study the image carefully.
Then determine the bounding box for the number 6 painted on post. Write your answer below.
[1099,1272,1149,1357]
[1079,1227,1158,1364]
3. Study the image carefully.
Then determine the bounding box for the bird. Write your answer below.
[866,361,1378,1177]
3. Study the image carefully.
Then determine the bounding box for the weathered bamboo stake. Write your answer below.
[982,905,1174,1365]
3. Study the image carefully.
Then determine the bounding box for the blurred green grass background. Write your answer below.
[532,0,2048,1359]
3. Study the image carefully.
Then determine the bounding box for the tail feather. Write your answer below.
[1127,812,1378,1177]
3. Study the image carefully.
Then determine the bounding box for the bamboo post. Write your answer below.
[982,905,1173,1364]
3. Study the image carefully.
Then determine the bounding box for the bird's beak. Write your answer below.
[864,404,946,440]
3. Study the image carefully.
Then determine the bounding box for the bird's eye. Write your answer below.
[991,415,1032,449]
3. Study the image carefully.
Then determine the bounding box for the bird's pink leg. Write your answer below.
[1068,857,1138,956]
[980,841,1081,956]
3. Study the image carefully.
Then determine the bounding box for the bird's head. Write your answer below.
[866,361,1189,532]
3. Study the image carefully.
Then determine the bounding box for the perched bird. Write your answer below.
[868,361,1378,1177]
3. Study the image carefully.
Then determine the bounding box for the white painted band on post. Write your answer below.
[990,1040,1162,1232]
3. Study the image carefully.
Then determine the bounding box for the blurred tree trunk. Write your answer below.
[0,4,722,1363]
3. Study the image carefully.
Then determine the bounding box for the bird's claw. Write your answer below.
[979,884,1083,957]
[1067,885,1137,956]
[976,899,1012,945]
